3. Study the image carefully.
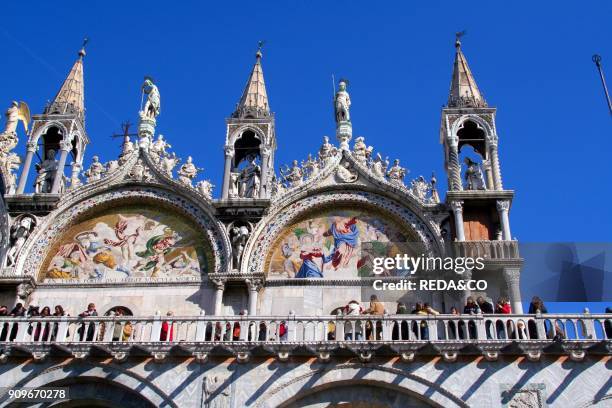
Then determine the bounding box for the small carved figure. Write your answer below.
[106,160,119,173]
[177,156,198,186]
[334,80,351,123]
[387,159,407,185]
[34,150,59,193]
[230,226,250,270]
[6,215,35,267]
[352,136,368,164]
[83,156,105,183]
[141,77,160,119]
[318,136,336,167]
[464,157,486,190]
[196,180,214,199]
[203,375,231,408]
[411,176,429,201]
[302,153,319,179]
[160,152,179,177]
[281,160,303,188]
[371,153,389,179]
[1,153,21,194]
[151,134,171,158]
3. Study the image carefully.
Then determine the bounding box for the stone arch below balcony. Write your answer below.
[255,364,467,408]
[4,361,174,407]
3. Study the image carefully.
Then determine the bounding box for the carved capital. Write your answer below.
[245,278,264,292]
[318,352,331,362]
[112,352,128,363]
[236,352,250,363]
[442,352,458,362]
[448,135,459,148]
[496,200,510,212]
[212,278,226,291]
[26,141,37,152]
[153,352,167,362]
[503,268,521,285]
[526,351,541,362]
[32,352,48,363]
[224,146,235,158]
[73,351,89,360]
[450,200,463,213]
[59,140,72,152]
[194,352,208,363]
[277,351,290,362]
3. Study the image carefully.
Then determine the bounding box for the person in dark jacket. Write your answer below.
[78,303,98,341]
[477,297,494,338]
[527,296,548,339]
[8,303,25,341]
[463,297,480,339]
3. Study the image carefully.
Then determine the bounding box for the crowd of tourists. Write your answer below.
[0,296,610,343]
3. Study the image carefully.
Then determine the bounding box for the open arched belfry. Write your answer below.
[0,38,608,408]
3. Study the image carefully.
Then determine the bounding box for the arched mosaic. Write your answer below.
[266,206,418,279]
[40,204,209,281]
[245,191,440,275]
[18,187,230,280]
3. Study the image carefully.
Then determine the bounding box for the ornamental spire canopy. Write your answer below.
[447,34,487,108]
[45,39,87,120]
[232,44,270,118]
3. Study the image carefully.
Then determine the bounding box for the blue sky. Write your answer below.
[2,1,610,311]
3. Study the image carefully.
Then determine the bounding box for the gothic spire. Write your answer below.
[447,34,487,108]
[233,44,270,118]
[46,39,87,119]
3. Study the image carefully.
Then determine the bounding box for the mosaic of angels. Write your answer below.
[266,209,411,278]
[41,206,208,281]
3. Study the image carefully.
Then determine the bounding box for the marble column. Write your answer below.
[213,279,226,316]
[489,142,503,190]
[497,200,512,241]
[221,146,234,199]
[51,142,71,194]
[259,147,270,199]
[447,136,463,191]
[450,200,466,242]
[16,142,37,194]
[503,267,523,313]
[246,279,262,316]
[483,159,495,190]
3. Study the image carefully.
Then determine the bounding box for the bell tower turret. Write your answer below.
[221,45,276,200]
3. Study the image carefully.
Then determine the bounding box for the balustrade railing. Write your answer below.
[0,314,608,345]
[453,240,520,260]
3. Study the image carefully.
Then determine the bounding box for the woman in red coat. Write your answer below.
[160,311,174,341]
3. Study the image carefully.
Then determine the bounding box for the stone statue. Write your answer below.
[318,136,336,167]
[196,180,214,199]
[141,77,160,119]
[151,134,171,158]
[228,173,239,198]
[106,160,119,173]
[411,176,429,201]
[281,160,303,188]
[464,157,486,190]
[6,215,35,267]
[203,375,231,408]
[2,101,29,136]
[160,152,179,177]
[83,156,105,183]
[371,153,389,179]
[1,153,21,194]
[387,159,407,185]
[334,80,351,123]
[302,153,319,179]
[34,150,59,193]
[238,155,261,198]
[230,226,250,270]
[352,136,368,164]
[177,156,198,186]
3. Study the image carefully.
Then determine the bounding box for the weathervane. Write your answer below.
[455,30,466,47]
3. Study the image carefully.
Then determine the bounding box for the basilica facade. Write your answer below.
[0,38,608,408]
